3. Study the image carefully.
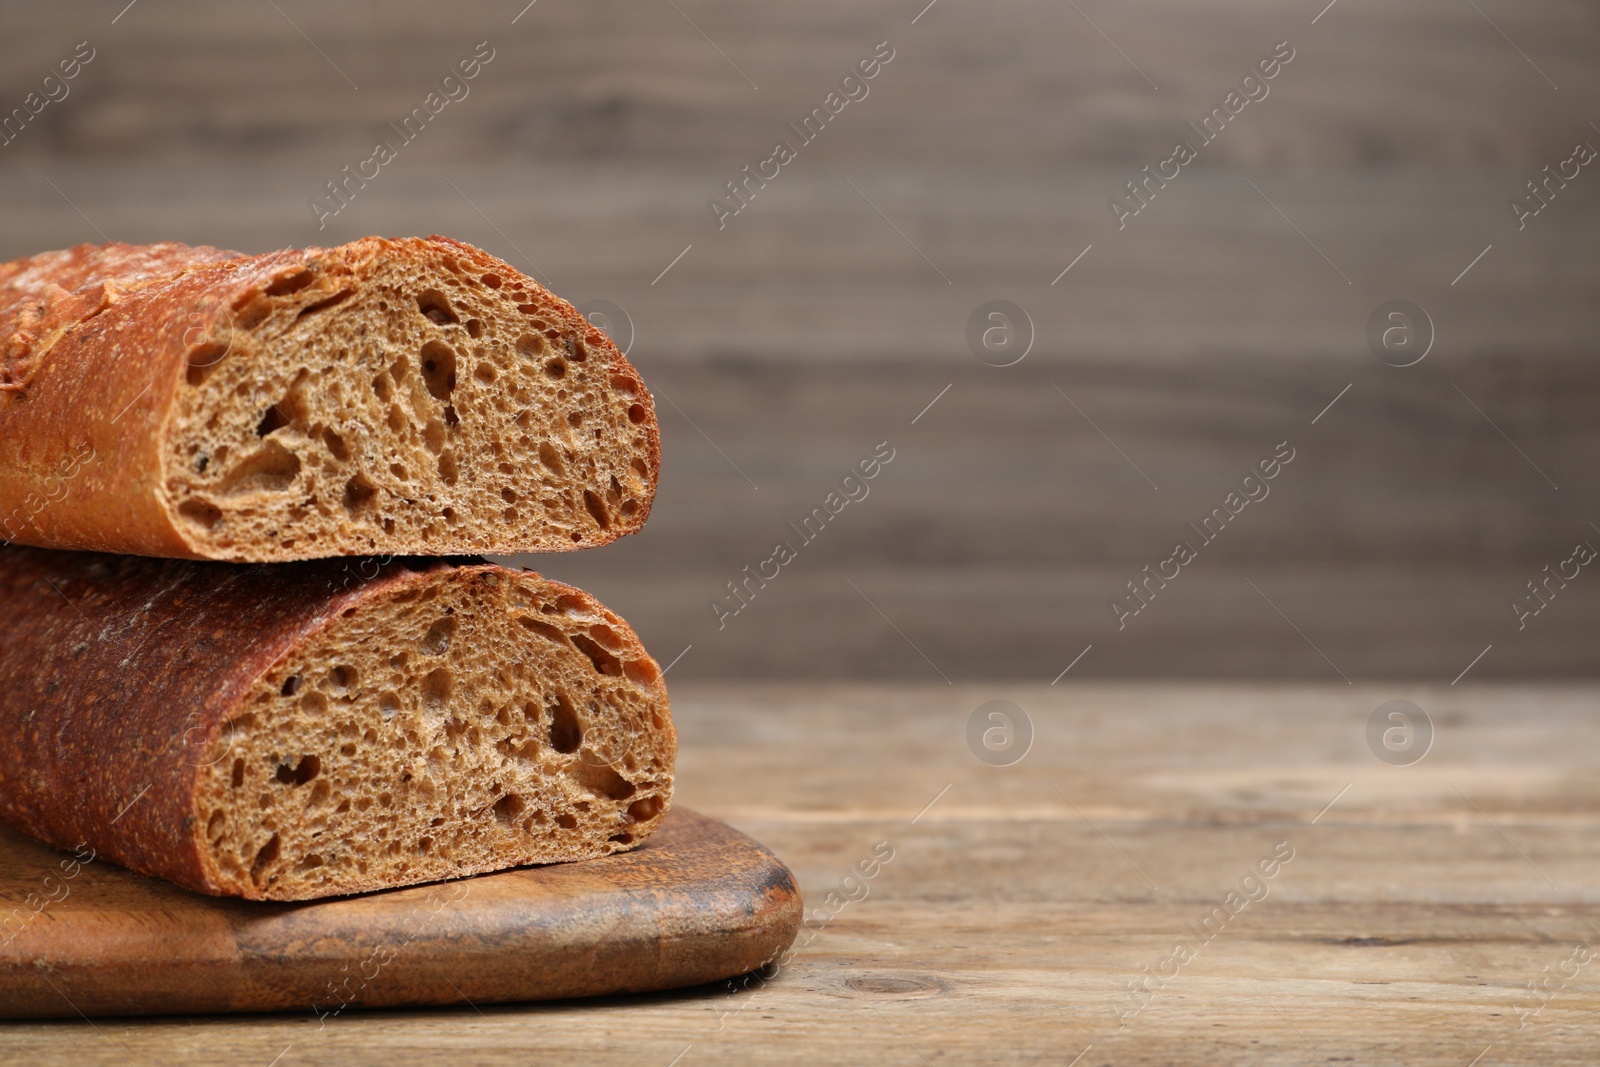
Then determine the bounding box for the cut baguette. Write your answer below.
[0,237,658,561]
[0,546,675,901]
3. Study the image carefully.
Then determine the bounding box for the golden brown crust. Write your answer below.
[0,237,660,560]
[0,251,252,556]
[0,546,675,900]
[0,241,243,392]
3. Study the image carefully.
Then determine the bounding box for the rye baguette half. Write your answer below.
[0,236,659,561]
[0,546,675,901]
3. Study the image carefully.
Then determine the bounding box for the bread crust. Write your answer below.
[0,242,246,556]
[0,236,660,560]
[0,546,675,900]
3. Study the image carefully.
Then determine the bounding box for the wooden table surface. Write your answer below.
[4,681,1597,1064]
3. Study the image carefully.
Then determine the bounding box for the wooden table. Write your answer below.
[4,681,1597,1064]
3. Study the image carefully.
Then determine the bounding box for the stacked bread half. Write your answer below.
[0,236,674,900]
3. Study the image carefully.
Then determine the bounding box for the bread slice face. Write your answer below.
[0,549,674,901]
[0,237,658,561]
[197,564,672,899]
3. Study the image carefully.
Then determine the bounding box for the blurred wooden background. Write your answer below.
[2,0,1597,680]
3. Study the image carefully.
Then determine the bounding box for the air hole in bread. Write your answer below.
[250,834,280,884]
[548,693,582,753]
[265,269,315,297]
[220,440,301,495]
[582,490,610,531]
[627,795,664,823]
[185,343,230,387]
[420,341,457,402]
[570,633,622,677]
[624,658,659,685]
[342,474,377,515]
[518,616,567,645]
[575,761,636,801]
[178,498,223,530]
[231,295,273,330]
[321,428,350,462]
[491,793,525,826]
[275,754,321,786]
[422,617,456,655]
[296,289,353,321]
[422,667,453,708]
[254,371,311,438]
[497,734,540,761]
[538,443,564,477]
[417,288,458,325]
[255,406,290,437]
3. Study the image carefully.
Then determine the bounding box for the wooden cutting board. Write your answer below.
[0,807,800,1019]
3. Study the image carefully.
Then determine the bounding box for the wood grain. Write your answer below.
[0,807,800,1019]
[520,353,1600,682]
[2,0,1596,681]
[3,682,1596,1063]
[2,0,1596,168]
[1,4,1596,690]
